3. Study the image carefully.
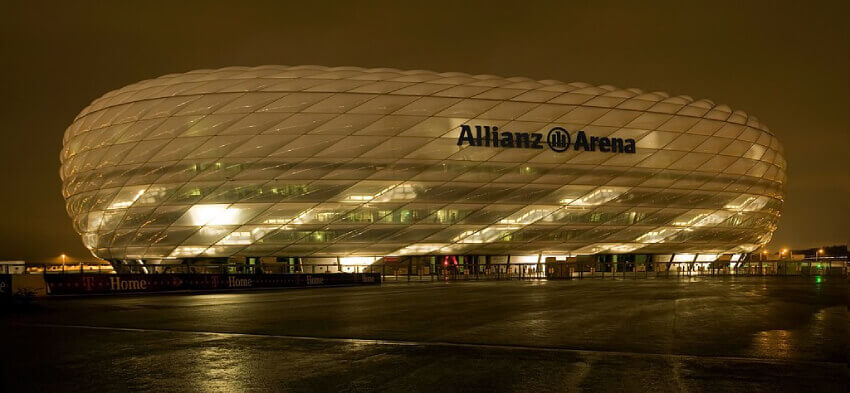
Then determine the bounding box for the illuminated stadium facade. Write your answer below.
[60,66,785,271]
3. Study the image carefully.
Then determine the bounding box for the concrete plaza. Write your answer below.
[1,277,846,392]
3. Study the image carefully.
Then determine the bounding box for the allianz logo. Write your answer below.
[456,125,636,154]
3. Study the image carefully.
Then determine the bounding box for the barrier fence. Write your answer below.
[9,258,849,284]
[366,260,849,281]
[3,260,846,299]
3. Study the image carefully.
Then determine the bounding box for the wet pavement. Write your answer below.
[1,277,847,392]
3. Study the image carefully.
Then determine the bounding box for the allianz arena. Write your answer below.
[60,65,785,271]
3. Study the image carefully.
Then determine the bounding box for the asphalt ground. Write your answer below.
[1,277,847,392]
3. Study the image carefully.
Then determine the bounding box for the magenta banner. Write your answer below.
[43,273,380,295]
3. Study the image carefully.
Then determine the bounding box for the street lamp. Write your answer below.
[759,249,768,275]
[779,249,790,275]
[61,253,66,266]
[817,249,824,261]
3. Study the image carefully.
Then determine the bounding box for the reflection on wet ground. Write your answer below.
[1,277,847,392]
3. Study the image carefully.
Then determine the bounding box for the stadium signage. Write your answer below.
[457,125,636,154]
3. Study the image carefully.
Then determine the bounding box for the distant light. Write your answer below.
[818,249,824,254]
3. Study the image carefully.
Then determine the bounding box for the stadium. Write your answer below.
[60,65,785,273]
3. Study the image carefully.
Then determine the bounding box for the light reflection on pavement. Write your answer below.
[1,277,847,392]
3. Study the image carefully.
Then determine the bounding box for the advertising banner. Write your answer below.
[43,273,380,295]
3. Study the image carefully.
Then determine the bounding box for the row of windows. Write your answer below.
[85,225,771,251]
[63,157,785,200]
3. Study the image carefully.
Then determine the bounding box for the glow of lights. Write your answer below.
[287,209,314,224]
[345,184,403,203]
[261,208,307,225]
[695,254,719,262]
[339,257,379,266]
[608,244,643,253]
[724,195,756,210]
[263,218,288,225]
[451,230,478,243]
[573,243,644,255]
[723,195,769,212]
[635,228,681,244]
[168,246,207,258]
[570,188,623,206]
[346,195,374,202]
[178,204,255,226]
[108,189,145,209]
[393,243,448,255]
[181,204,228,226]
[672,254,697,262]
[457,226,521,243]
[693,211,732,227]
[498,208,552,225]
[373,184,417,202]
[216,231,253,245]
[672,213,708,227]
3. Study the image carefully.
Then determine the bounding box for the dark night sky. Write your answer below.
[1,0,847,261]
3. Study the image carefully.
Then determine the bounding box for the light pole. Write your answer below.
[761,250,768,275]
[61,253,66,273]
[780,249,789,275]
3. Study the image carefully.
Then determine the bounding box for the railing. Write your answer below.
[19,260,849,280]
